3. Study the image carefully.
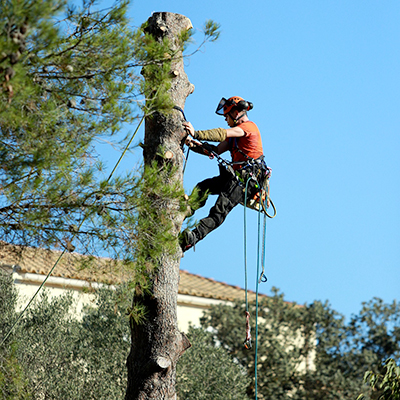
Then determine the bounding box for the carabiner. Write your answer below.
[244,338,252,350]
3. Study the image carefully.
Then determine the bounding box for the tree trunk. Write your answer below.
[125,12,194,400]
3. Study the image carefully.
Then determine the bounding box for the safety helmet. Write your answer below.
[215,96,253,116]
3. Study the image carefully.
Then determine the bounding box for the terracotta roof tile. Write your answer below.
[179,270,266,302]
[0,242,266,302]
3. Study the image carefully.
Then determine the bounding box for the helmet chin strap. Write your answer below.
[231,111,246,126]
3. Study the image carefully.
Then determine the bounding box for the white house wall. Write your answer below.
[10,269,227,331]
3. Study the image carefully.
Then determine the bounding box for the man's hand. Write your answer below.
[185,136,197,147]
[183,121,195,136]
[202,142,216,155]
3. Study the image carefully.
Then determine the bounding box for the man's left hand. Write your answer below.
[183,121,195,136]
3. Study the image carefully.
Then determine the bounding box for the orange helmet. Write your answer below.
[215,96,253,116]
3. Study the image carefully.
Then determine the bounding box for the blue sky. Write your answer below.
[109,1,400,320]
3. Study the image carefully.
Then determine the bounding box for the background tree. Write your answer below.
[201,288,400,400]
[3,265,400,400]
[201,288,318,400]
[358,358,400,400]
[1,2,220,398]
[0,270,131,398]
[0,0,188,261]
[0,270,31,400]
[0,273,247,399]
[176,326,250,400]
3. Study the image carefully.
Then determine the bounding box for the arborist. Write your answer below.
[180,96,268,252]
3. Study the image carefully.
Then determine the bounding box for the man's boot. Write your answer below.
[179,230,198,252]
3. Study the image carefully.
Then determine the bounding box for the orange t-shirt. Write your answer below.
[227,121,264,169]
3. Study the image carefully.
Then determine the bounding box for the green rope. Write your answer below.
[259,213,267,283]
[243,177,252,313]
[1,116,145,347]
[243,176,270,400]
[107,116,144,180]
[254,194,264,400]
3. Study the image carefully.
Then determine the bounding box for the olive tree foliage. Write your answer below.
[176,326,250,400]
[0,269,130,399]
[0,271,31,400]
[0,272,246,399]
[358,359,400,400]
[201,288,400,400]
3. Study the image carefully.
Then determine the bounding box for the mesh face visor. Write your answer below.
[215,97,231,115]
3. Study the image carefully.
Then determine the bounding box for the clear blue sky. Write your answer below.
[107,1,400,320]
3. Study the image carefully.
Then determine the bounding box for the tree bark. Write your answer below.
[125,12,194,400]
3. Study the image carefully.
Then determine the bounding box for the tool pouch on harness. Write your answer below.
[238,158,271,212]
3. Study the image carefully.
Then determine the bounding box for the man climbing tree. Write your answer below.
[179,96,269,251]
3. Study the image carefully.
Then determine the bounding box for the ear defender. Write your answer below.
[237,100,253,112]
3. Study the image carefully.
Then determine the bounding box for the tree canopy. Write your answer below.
[2,272,400,399]
[0,272,248,399]
[201,288,400,400]
[0,0,213,262]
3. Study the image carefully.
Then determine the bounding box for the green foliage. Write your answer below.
[176,326,250,400]
[0,271,31,399]
[0,0,200,262]
[347,298,400,364]
[0,0,221,294]
[134,25,175,115]
[358,359,400,400]
[201,289,315,399]
[3,268,399,400]
[0,343,31,400]
[0,269,18,336]
[0,270,131,399]
[1,274,251,399]
[201,288,400,400]
[134,162,184,265]
[0,0,145,256]
[203,20,221,42]
[128,160,187,319]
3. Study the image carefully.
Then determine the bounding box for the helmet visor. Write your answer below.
[215,97,229,115]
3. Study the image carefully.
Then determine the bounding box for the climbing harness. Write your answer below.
[227,135,276,219]
[187,136,277,219]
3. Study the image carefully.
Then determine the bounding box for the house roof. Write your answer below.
[0,242,265,303]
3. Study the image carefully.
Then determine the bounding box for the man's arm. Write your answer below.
[225,126,245,138]
[183,121,245,141]
[185,133,229,156]
[216,140,229,155]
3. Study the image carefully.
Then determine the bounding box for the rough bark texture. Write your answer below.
[125,13,194,400]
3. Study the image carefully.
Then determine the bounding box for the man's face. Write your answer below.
[224,113,236,127]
